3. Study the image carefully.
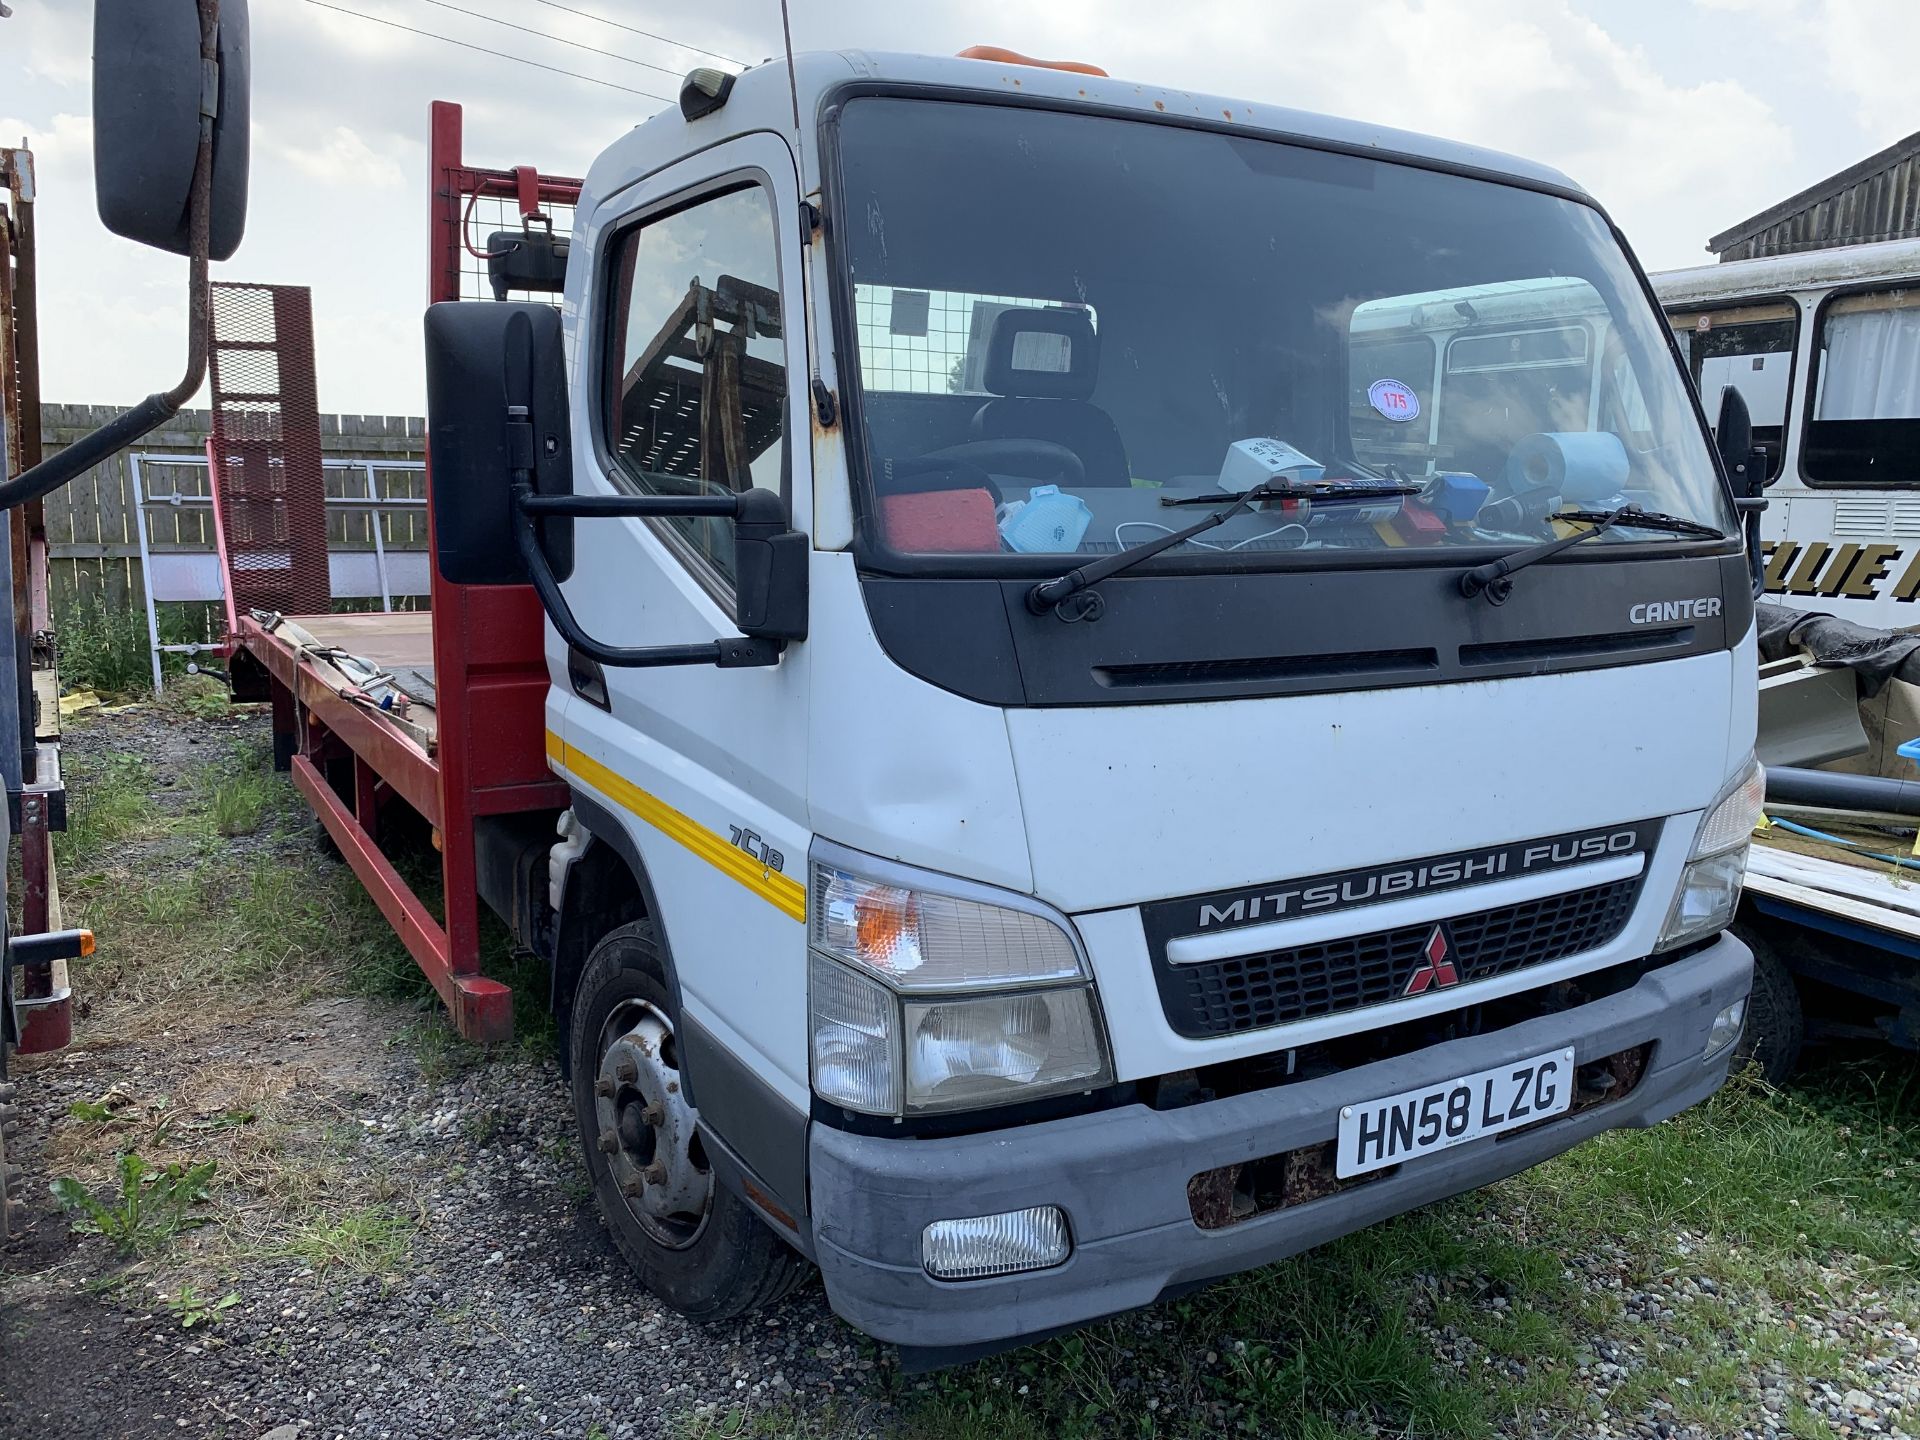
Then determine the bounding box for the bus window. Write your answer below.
[1349,336,1438,473]
[1666,301,1795,480]
[1438,325,1592,487]
[1806,288,1920,487]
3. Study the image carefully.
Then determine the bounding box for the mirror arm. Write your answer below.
[520,491,739,519]
[508,480,779,670]
[0,0,221,512]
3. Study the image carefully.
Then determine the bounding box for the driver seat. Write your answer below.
[970,307,1132,486]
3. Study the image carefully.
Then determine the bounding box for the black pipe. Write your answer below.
[1763,765,1920,819]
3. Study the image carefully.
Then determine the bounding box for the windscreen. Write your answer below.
[834,98,1730,567]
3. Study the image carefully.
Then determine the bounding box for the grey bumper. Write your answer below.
[807,933,1751,1349]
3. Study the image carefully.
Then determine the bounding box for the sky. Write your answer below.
[3,0,1916,417]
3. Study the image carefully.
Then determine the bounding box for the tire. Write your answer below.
[312,757,351,861]
[313,814,342,861]
[569,920,807,1321]
[1733,925,1804,1086]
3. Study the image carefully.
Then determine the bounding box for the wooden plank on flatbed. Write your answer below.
[290,610,435,672]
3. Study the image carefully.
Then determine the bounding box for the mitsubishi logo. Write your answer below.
[1404,924,1462,996]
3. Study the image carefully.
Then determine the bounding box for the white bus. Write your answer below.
[1654,239,1920,628]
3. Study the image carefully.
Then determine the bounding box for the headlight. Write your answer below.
[1656,757,1763,952]
[808,850,1114,1116]
[1690,756,1766,859]
[812,863,1084,989]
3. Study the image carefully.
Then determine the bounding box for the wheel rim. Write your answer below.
[593,1000,712,1249]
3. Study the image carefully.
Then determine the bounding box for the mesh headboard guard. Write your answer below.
[206,282,333,620]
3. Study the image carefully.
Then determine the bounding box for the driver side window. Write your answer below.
[603,184,785,591]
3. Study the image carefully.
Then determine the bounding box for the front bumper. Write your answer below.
[808,932,1751,1349]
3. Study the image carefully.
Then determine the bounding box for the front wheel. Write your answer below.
[1733,925,1804,1086]
[569,920,807,1320]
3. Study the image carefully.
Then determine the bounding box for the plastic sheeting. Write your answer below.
[1757,600,1920,697]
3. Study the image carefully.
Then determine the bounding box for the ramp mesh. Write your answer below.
[207,283,331,618]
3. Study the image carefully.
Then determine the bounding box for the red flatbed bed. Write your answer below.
[222,105,582,1042]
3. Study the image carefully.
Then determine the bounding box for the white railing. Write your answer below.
[127,452,429,693]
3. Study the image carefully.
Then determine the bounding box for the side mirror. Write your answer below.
[1716,384,1768,598]
[1714,384,1763,500]
[93,0,250,260]
[0,0,254,510]
[424,301,807,669]
[425,302,574,585]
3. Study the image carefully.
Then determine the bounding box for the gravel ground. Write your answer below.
[2,701,1916,1440]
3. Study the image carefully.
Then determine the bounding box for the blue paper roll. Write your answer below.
[1503,432,1630,505]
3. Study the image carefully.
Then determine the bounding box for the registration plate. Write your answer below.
[1336,1047,1576,1179]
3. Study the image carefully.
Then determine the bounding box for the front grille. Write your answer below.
[1165,876,1642,1039]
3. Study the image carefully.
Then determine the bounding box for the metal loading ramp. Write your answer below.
[207,282,333,624]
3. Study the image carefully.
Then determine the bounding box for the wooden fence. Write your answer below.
[36,403,427,620]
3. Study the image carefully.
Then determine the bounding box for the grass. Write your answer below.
[277,1204,417,1277]
[1520,1064,1920,1283]
[164,673,235,722]
[54,749,154,865]
[858,1057,1920,1440]
[44,709,551,1302]
[57,597,154,697]
[197,753,275,837]
[54,596,226,699]
[43,706,1920,1437]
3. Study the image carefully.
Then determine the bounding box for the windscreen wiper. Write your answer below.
[1027,482,1293,615]
[1158,480,1419,507]
[1550,507,1727,539]
[1459,504,1728,605]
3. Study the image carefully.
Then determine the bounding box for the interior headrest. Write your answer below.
[984,306,1098,401]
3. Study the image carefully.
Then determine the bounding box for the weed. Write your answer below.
[67,1099,116,1123]
[462,1107,511,1147]
[167,1285,240,1329]
[50,1152,216,1255]
[55,751,154,865]
[674,1406,853,1440]
[57,598,152,697]
[163,673,233,722]
[202,761,273,837]
[280,1205,415,1276]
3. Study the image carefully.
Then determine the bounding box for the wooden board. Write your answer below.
[32,668,58,740]
[286,610,435,674]
[275,610,437,748]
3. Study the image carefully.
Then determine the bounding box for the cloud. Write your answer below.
[0,0,1822,411]
[274,125,408,190]
[904,0,1791,265]
[1817,0,1920,143]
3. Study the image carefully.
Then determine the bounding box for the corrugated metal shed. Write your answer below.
[1710,129,1920,261]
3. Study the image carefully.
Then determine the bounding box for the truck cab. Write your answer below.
[428,49,1759,1357]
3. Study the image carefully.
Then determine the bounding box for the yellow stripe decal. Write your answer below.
[547,731,807,922]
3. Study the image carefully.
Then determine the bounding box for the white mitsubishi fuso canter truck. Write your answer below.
[423,48,1762,1360]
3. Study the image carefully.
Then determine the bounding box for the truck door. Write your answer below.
[555,133,814,1113]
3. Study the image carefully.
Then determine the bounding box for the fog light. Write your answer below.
[922,1205,1070,1280]
[1705,997,1747,1058]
